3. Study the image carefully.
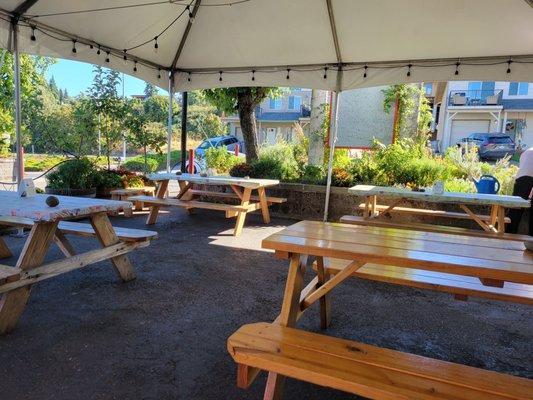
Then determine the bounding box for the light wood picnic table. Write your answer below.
[0,192,155,334]
[349,184,530,233]
[134,173,283,236]
[254,220,533,399]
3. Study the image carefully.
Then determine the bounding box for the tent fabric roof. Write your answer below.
[2,0,533,92]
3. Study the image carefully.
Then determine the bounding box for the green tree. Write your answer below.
[143,83,157,98]
[202,87,283,162]
[89,66,125,169]
[143,94,177,124]
[382,84,422,143]
[125,99,167,172]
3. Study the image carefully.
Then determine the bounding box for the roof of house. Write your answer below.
[257,112,304,122]
[502,99,533,110]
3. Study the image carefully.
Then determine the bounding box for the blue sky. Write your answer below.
[46,59,162,97]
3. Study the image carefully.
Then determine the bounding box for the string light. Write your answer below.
[251,69,255,81]
[105,51,110,63]
[406,63,412,77]
[71,40,77,54]
[455,61,460,76]
[89,44,93,49]
[133,61,138,73]
[30,26,36,41]
[219,71,223,82]
[323,67,328,79]
[154,36,159,52]
[96,45,101,55]
[286,68,290,80]
[187,5,195,23]
[507,59,512,74]
[157,68,161,79]
[363,65,368,78]
[187,73,191,82]
[123,50,128,65]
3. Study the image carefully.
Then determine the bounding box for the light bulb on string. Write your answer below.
[157,69,162,80]
[406,64,412,77]
[133,61,138,73]
[455,62,460,76]
[30,26,36,41]
[105,51,110,63]
[123,50,128,65]
[251,70,255,81]
[507,59,512,74]
[323,67,328,79]
[97,45,101,56]
[363,65,368,78]
[187,5,195,23]
[72,40,77,55]
[219,71,223,82]
[286,68,290,80]
[154,37,159,53]
[187,73,191,82]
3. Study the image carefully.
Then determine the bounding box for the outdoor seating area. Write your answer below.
[1,1,533,399]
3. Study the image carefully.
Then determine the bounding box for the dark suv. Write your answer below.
[458,133,515,160]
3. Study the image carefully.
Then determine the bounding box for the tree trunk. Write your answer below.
[237,91,259,163]
[307,90,328,165]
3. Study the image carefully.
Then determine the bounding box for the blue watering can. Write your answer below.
[473,175,500,194]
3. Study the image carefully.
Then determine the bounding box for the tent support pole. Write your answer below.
[11,19,23,185]
[323,91,340,222]
[166,73,174,172]
[180,91,188,172]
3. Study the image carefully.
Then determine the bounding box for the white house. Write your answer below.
[435,81,533,150]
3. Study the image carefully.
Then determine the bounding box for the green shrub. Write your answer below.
[254,142,301,181]
[25,155,67,171]
[251,158,281,179]
[229,162,254,178]
[301,165,326,185]
[46,158,98,190]
[444,178,476,193]
[350,152,383,185]
[205,146,240,174]
[123,157,159,173]
[94,170,124,189]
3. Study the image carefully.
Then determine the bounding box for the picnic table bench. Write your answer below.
[130,173,285,236]
[110,186,155,217]
[0,192,157,334]
[349,184,530,234]
[228,220,533,399]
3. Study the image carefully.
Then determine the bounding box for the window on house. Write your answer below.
[288,96,301,110]
[424,83,433,96]
[509,82,529,96]
[269,98,282,110]
[467,81,494,99]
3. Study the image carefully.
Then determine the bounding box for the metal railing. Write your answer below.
[448,89,503,106]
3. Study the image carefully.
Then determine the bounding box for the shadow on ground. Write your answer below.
[0,208,531,400]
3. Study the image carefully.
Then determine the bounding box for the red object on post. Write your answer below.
[188,149,194,174]
[18,146,24,181]
[234,143,240,157]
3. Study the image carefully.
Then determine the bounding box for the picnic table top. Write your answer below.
[0,192,131,222]
[262,220,533,285]
[348,184,530,208]
[147,173,280,189]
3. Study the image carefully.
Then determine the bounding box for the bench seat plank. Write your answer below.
[341,215,530,242]
[228,323,533,400]
[317,258,533,305]
[129,195,252,212]
[357,204,511,223]
[0,265,21,283]
[189,189,286,204]
[0,216,157,242]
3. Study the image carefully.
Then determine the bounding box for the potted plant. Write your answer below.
[45,157,98,197]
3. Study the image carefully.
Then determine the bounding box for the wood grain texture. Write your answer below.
[262,221,533,285]
[148,173,280,189]
[228,323,533,400]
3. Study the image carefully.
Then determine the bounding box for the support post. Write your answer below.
[12,20,23,184]
[180,91,188,172]
[323,90,340,222]
[166,73,174,172]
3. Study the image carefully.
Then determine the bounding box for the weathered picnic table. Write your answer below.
[228,220,533,399]
[0,192,157,334]
[349,184,530,234]
[130,173,285,236]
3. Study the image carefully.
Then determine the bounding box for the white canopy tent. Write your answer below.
[2,0,533,219]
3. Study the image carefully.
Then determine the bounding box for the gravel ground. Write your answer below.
[0,208,531,400]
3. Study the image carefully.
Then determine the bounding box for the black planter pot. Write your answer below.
[45,187,97,198]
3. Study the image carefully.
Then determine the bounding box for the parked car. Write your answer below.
[170,135,245,173]
[457,133,515,160]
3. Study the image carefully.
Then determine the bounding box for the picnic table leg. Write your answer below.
[496,206,506,234]
[234,188,252,236]
[53,231,76,257]
[0,236,12,259]
[0,221,58,334]
[257,187,271,224]
[90,212,136,282]
[264,253,307,400]
[315,256,331,329]
[146,180,169,225]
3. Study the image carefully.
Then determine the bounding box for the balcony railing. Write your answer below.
[448,90,503,106]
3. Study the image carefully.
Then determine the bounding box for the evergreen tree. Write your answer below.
[143,83,157,98]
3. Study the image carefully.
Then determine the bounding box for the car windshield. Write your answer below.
[197,140,212,150]
[488,136,513,144]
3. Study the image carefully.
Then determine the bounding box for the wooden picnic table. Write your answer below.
[349,184,530,233]
[227,220,533,399]
[131,173,284,236]
[0,192,156,334]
